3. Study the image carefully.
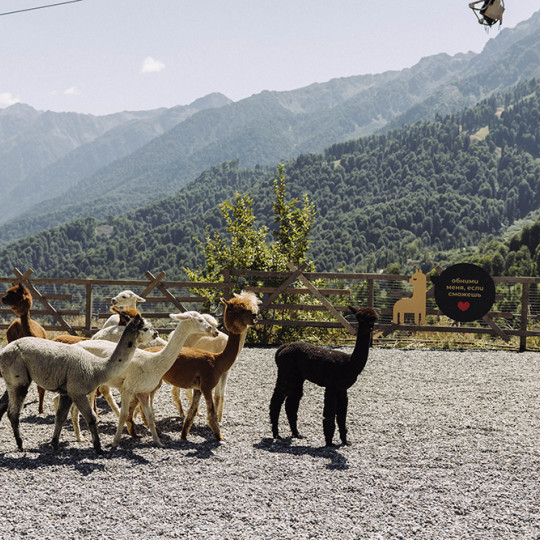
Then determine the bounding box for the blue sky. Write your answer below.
[1,0,538,115]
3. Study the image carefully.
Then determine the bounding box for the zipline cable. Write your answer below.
[0,0,83,17]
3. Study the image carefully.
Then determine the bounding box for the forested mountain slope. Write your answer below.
[1,10,539,247]
[1,79,539,279]
[0,93,232,224]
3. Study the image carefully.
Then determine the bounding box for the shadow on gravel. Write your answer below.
[0,444,109,475]
[254,437,350,470]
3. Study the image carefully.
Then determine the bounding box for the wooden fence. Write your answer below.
[1,266,539,351]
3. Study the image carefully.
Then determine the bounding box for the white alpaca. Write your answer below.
[0,314,150,453]
[75,311,218,447]
[102,290,145,328]
[92,320,167,349]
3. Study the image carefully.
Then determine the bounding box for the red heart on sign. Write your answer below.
[457,301,470,312]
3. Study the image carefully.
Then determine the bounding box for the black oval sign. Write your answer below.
[433,263,495,322]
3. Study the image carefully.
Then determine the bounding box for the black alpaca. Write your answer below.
[269,307,379,447]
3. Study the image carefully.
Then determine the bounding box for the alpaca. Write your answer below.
[0,313,150,453]
[1,283,48,414]
[102,290,145,328]
[269,307,379,447]
[147,291,260,442]
[75,311,219,447]
[93,306,167,349]
[392,269,427,325]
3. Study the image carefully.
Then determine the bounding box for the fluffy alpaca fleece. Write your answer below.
[0,314,150,454]
[270,306,379,447]
[75,311,219,447]
[148,291,260,442]
[2,283,48,413]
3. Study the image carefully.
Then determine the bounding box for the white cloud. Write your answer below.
[0,91,21,107]
[64,86,81,96]
[140,56,166,74]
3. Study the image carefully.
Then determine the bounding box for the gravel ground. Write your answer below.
[0,347,538,540]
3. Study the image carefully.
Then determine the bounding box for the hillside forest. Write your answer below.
[0,79,540,280]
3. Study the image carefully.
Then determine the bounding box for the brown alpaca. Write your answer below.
[138,291,260,442]
[2,284,48,413]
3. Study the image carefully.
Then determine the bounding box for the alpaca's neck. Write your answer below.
[149,322,193,373]
[93,327,139,385]
[214,329,245,375]
[19,312,34,335]
[349,330,372,374]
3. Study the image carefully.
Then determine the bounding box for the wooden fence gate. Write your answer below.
[1,267,539,351]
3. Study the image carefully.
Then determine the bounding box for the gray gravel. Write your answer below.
[0,347,538,540]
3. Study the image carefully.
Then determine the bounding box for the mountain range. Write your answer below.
[0,10,540,277]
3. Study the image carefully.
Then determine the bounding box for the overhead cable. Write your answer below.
[0,0,83,17]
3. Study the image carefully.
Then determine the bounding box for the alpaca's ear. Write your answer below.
[121,311,133,323]
[220,297,230,306]
[348,306,357,315]
[134,294,146,304]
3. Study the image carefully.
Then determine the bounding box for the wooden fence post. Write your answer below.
[520,282,530,352]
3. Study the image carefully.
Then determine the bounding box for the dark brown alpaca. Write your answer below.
[2,284,48,413]
[270,307,379,447]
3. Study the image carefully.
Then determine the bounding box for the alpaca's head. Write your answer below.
[121,312,159,346]
[169,311,220,339]
[1,283,32,316]
[220,291,261,334]
[111,290,145,309]
[348,306,379,334]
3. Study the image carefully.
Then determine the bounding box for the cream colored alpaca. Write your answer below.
[102,290,145,328]
[76,311,218,447]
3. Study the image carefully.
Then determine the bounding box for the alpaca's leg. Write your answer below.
[37,385,46,414]
[111,390,134,447]
[323,388,338,447]
[71,394,103,454]
[100,386,120,417]
[0,390,9,421]
[171,386,185,417]
[70,403,85,443]
[126,394,142,438]
[137,393,163,447]
[214,371,229,422]
[203,389,223,441]
[284,382,304,439]
[269,383,288,439]
[336,390,349,446]
[180,390,202,440]
[51,394,73,451]
[7,385,29,451]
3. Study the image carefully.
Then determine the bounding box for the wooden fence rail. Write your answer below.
[1,267,539,351]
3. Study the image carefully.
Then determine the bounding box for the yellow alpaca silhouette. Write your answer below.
[393,269,427,325]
